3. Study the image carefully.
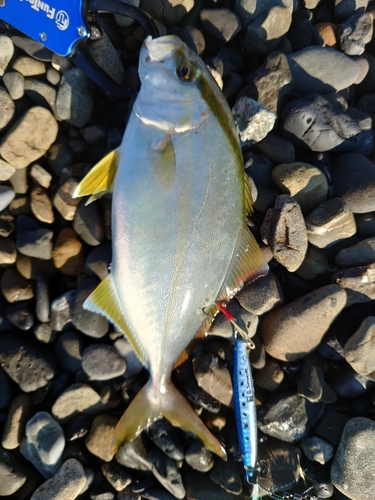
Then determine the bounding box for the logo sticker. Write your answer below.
[55,9,69,30]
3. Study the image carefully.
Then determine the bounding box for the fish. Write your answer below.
[73,34,268,459]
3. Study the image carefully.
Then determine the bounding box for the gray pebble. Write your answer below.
[0,368,12,410]
[2,393,32,450]
[339,10,373,56]
[16,215,53,260]
[149,419,184,461]
[30,458,86,499]
[232,97,276,149]
[0,447,28,496]
[335,236,375,267]
[0,186,15,212]
[254,357,284,392]
[82,344,126,380]
[301,436,334,465]
[115,435,151,471]
[47,143,74,176]
[185,441,213,472]
[192,353,233,406]
[209,458,242,495]
[55,68,94,127]
[295,244,330,281]
[244,152,273,188]
[297,354,324,403]
[6,301,34,331]
[334,0,369,22]
[51,53,73,73]
[0,86,15,130]
[148,447,185,499]
[316,406,350,446]
[85,241,111,280]
[344,316,375,375]
[331,417,375,500]
[328,364,375,398]
[21,411,64,477]
[333,263,375,304]
[46,67,60,85]
[53,330,83,373]
[141,0,194,25]
[200,9,241,43]
[0,36,14,76]
[101,461,132,492]
[35,274,49,323]
[33,323,56,344]
[51,383,103,424]
[0,237,16,265]
[236,271,284,315]
[73,200,105,246]
[71,279,109,338]
[24,78,56,114]
[113,338,143,379]
[49,291,75,331]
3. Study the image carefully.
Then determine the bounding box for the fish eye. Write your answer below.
[177,62,199,82]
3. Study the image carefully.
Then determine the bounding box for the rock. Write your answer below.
[0,334,54,392]
[232,97,276,149]
[185,441,213,472]
[85,242,112,280]
[52,228,85,277]
[46,67,60,85]
[148,447,185,499]
[315,406,350,446]
[200,9,241,43]
[261,285,347,362]
[3,71,25,100]
[55,68,94,127]
[339,10,373,56]
[328,364,375,398]
[0,237,17,265]
[9,195,31,216]
[12,56,45,76]
[236,272,284,315]
[29,164,52,189]
[0,185,15,211]
[315,22,339,47]
[295,245,330,281]
[335,237,375,267]
[47,143,74,176]
[82,344,126,380]
[301,436,334,465]
[16,215,53,260]
[9,166,28,194]
[258,391,325,442]
[51,383,103,424]
[30,458,86,500]
[333,263,375,304]
[0,86,15,130]
[53,331,83,374]
[282,94,372,154]
[30,186,54,224]
[334,0,369,22]
[149,419,184,461]
[0,159,16,181]
[0,36,14,76]
[287,47,360,94]
[192,353,233,406]
[297,354,324,402]
[1,268,34,303]
[113,0,140,27]
[210,300,258,339]
[71,279,109,338]
[113,338,143,379]
[0,447,28,496]
[0,211,14,238]
[305,198,357,248]
[331,417,375,500]
[253,357,284,391]
[85,414,118,462]
[0,368,12,409]
[260,195,308,272]
[115,435,151,471]
[33,323,56,344]
[141,0,194,25]
[0,107,58,169]
[209,458,242,495]
[24,78,56,113]
[73,200,104,246]
[49,291,75,331]
[35,274,49,323]
[244,152,273,188]
[101,462,132,491]
[332,153,375,214]
[343,316,375,375]
[6,301,34,331]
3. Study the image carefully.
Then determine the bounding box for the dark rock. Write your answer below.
[237,272,284,315]
[0,447,28,496]
[71,279,109,338]
[0,368,12,410]
[73,200,105,246]
[149,419,184,461]
[148,447,185,499]
[55,68,94,127]
[338,10,373,56]
[49,291,75,332]
[53,330,83,373]
[85,242,112,280]
[7,301,34,331]
[297,355,324,402]
[115,436,151,471]
[192,353,233,406]
[16,215,53,260]
[200,9,241,43]
[209,458,242,495]
[327,364,375,398]
[185,441,213,472]
[35,274,49,323]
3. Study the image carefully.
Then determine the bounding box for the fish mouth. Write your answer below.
[142,35,183,63]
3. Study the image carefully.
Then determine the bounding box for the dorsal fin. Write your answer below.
[73,149,119,200]
[83,275,147,367]
[217,223,268,302]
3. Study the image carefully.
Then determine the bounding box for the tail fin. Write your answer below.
[111,379,227,459]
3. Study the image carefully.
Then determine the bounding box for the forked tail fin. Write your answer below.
[111,379,227,459]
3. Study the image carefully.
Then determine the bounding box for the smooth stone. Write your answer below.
[30,186,54,224]
[332,153,375,213]
[185,441,213,472]
[71,279,109,338]
[297,354,324,402]
[0,211,14,238]
[149,419,184,461]
[331,417,375,500]
[261,285,347,362]
[236,272,284,315]
[0,237,16,265]
[12,56,45,76]
[232,97,276,149]
[0,368,12,409]
[73,200,104,246]
[0,447,28,496]
[344,316,375,375]
[295,244,330,280]
[113,338,143,379]
[0,36,14,76]
[200,9,241,43]
[0,107,58,169]
[49,291,74,331]
[271,162,328,214]
[52,228,84,277]
[0,334,54,391]
[244,152,273,188]
[55,68,94,127]
[253,357,284,391]
[148,447,185,499]
[115,435,151,471]
[209,458,242,495]
[82,344,126,380]
[6,301,34,331]
[328,364,375,398]
[53,331,83,374]
[1,268,34,303]
[0,86,15,130]
[335,237,375,267]
[51,53,73,73]
[0,186,15,211]
[260,195,308,272]
[46,67,60,85]
[287,47,360,94]
[316,406,350,446]
[21,411,64,477]
[16,254,56,280]
[301,436,334,465]
[141,0,193,25]
[334,0,369,22]
[9,195,31,216]
[85,414,118,462]
[258,391,325,442]
[29,164,52,189]
[35,274,49,323]
[339,10,373,56]
[47,143,74,176]
[0,159,16,181]
[51,383,103,424]
[333,263,375,304]
[16,215,53,260]
[184,469,246,500]
[3,71,25,100]
[306,198,357,248]
[101,462,132,492]
[53,178,80,220]
[64,413,91,442]
[192,353,233,406]
[33,323,56,344]
[85,242,111,280]
[315,22,339,47]
[30,458,86,500]
[24,78,56,113]
[9,166,28,194]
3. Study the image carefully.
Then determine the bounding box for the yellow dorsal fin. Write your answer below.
[244,173,253,215]
[217,223,268,302]
[83,275,147,367]
[73,149,119,199]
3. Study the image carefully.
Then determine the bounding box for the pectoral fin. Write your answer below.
[151,134,176,190]
[73,149,119,201]
[217,223,268,302]
[83,275,147,367]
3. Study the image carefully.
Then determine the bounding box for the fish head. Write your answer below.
[135,35,215,133]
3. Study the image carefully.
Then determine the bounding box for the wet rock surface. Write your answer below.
[2,3,375,499]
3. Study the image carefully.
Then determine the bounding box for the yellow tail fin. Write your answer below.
[111,379,226,459]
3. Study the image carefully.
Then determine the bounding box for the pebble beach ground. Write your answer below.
[1,0,375,499]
